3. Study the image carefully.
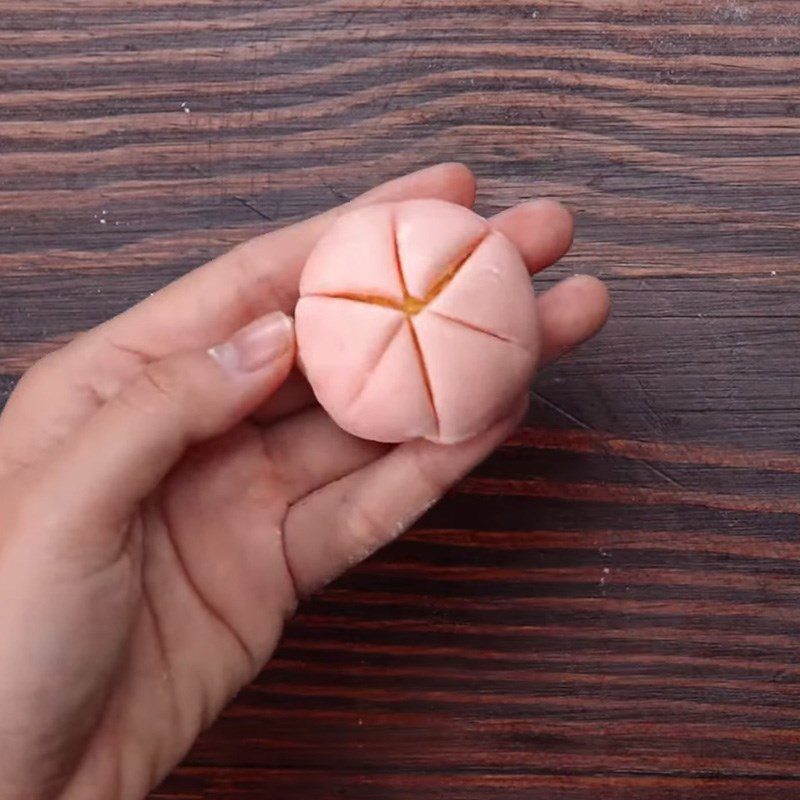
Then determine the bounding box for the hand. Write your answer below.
[0,164,609,800]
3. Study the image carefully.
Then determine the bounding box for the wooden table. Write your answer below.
[3,2,800,797]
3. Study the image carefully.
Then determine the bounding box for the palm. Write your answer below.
[67,416,344,791]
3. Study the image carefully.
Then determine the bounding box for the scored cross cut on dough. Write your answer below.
[412,312,535,444]
[294,296,405,413]
[346,320,438,442]
[296,199,539,444]
[301,200,492,320]
[299,204,404,302]
[426,230,540,354]
[395,199,489,300]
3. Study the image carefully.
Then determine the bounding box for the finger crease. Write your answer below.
[158,495,258,679]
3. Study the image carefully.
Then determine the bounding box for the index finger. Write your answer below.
[0,164,476,467]
[98,163,477,359]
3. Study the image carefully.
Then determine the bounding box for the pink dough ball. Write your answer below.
[295,199,539,444]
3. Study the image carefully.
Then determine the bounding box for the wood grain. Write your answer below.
[2,1,800,797]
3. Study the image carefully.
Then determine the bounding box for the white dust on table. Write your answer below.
[714,2,752,22]
[93,209,120,227]
[599,549,612,594]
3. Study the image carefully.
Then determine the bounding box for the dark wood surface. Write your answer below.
[3,1,800,797]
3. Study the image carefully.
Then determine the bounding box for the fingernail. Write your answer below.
[209,312,294,373]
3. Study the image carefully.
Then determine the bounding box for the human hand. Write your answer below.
[0,164,609,800]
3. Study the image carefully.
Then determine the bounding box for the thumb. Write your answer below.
[42,311,295,531]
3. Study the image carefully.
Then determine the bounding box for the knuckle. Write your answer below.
[338,499,385,562]
[121,360,185,418]
[342,498,375,536]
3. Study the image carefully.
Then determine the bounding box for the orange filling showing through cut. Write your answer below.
[323,233,486,317]
[310,229,489,436]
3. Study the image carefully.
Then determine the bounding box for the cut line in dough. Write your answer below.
[348,315,406,409]
[304,228,490,319]
[428,308,529,352]
[302,224,505,441]
[406,317,439,436]
[417,231,489,305]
